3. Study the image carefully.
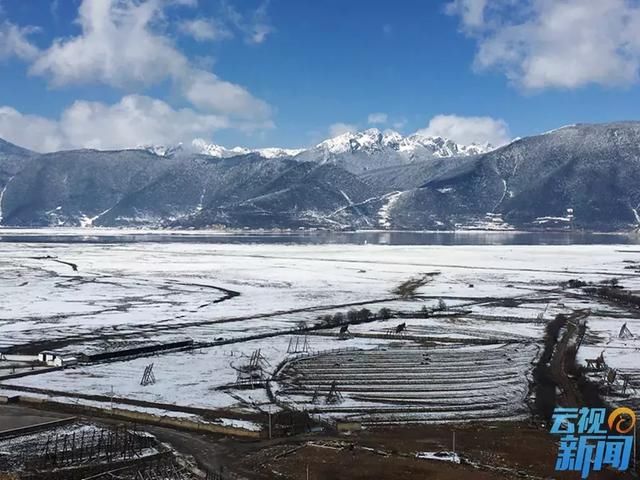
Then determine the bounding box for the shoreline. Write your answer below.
[0,226,638,236]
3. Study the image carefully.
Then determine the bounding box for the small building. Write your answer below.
[52,356,77,367]
[1,353,39,364]
[37,351,78,367]
[38,351,58,364]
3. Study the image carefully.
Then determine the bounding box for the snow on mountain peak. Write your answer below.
[400,133,494,157]
[190,139,303,159]
[190,139,249,158]
[315,128,494,158]
[142,130,494,164]
[255,147,306,158]
[139,143,184,157]
[316,128,405,154]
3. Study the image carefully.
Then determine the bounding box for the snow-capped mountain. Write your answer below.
[140,140,304,159]
[191,139,304,159]
[296,128,495,173]
[256,147,307,159]
[139,143,185,157]
[143,129,493,172]
[399,133,492,158]
[2,122,640,231]
[314,128,492,157]
[315,128,403,154]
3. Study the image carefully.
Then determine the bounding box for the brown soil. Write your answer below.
[2,405,636,479]
[233,422,637,480]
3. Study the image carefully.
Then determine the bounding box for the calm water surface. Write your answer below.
[0,230,639,245]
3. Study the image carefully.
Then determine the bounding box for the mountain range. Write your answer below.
[1,122,639,231]
[142,128,494,173]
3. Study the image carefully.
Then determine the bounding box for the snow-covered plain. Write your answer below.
[1,239,639,424]
[3,335,398,411]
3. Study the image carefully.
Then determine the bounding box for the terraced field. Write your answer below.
[272,343,539,425]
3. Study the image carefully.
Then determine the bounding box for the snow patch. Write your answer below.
[195,188,206,213]
[541,124,577,136]
[378,191,402,228]
[416,452,461,464]
[79,207,115,228]
[533,216,571,224]
[0,175,15,225]
[339,190,354,206]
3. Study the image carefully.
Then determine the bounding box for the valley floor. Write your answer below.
[0,237,639,478]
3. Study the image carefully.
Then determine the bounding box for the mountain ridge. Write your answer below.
[140,128,495,174]
[1,121,639,232]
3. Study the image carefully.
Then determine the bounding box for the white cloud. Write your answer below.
[168,0,198,6]
[328,123,357,137]
[182,71,271,122]
[367,112,388,125]
[27,0,271,121]
[0,106,63,152]
[0,20,39,61]
[0,95,231,152]
[223,0,273,44]
[416,114,510,146]
[392,118,407,130]
[178,18,231,41]
[30,0,186,87]
[447,0,640,89]
[177,2,273,45]
[445,0,487,30]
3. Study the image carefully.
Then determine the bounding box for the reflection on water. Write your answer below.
[0,229,639,245]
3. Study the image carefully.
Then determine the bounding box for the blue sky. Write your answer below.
[1,0,640,151]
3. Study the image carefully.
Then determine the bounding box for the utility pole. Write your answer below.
[306,464,309,480]
[452,430,456,453]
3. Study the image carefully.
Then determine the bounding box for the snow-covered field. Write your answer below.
[1,238,639,424]
[3,335,398,411]
[272,343,538,424]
